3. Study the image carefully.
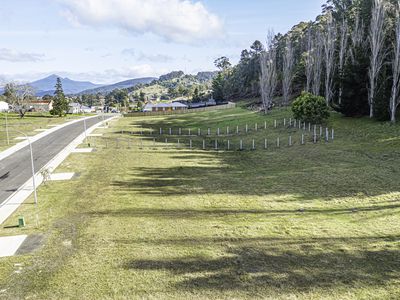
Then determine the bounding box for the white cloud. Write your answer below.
[0,48,45,63]
[59,0,224,43]
[122,48,174,63]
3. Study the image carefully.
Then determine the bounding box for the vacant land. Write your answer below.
[0,113,85,151]
[0,105,399,299]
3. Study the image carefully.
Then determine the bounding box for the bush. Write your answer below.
[292,92,330,124]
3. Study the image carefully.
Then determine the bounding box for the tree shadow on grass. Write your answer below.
[121,237,400,293]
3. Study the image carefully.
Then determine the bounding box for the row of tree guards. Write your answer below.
[96,129,334,151]
[125,118,332,137]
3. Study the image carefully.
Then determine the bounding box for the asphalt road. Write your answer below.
[0,115,110,204]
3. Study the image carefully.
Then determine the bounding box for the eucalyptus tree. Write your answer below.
[3,82,35,118]
[323,12,337,104]
[282,37,295,106]
[304,29,314,93]
[338,19,349,105]
[312,29,324,96]
[260,31,278,113]
[368,0,386,118]
[390,4,400,123]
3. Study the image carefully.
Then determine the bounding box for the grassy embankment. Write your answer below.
[0,105,399,299]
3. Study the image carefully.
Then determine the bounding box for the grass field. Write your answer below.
[0,113,85,152]
[0,105,400,299]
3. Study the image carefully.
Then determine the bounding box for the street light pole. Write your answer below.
[5,111,10,145]
[14,130,37,205]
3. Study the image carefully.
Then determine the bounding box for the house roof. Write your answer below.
[144,102,188,109]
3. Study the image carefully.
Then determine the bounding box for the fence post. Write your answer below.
[190,139,192,149]
[264,139,268,149]
[274,120,277,128]
[314,126,317,144]
[331,129,335,140]
[277,137,280,148]
[189,128,191,136]
[240,139,243,150]
[179,128,182,135]
[169,128,172,135]
[236,125,239,134]
[217,128,220,136]
[208,128,211,136]
[284,118,286,127]
[203,140,206,150]
[252,139,255,150]
[215,139,218,150]
[255,123,258,131]
[227,126,229,135]
[198,128,201,136]
[289,136,292,147]
[325,128,329,142]
[301,134,305,145]
[264,121,267,130]
[227,140,230,150]
[246,124,248,133]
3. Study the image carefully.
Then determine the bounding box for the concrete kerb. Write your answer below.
[0,116,100,162]
[0,115,119,225]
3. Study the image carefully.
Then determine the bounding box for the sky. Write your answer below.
[0,0,326,84]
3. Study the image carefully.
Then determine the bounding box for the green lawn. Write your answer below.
[0,105,399,299]
[0,113,85,152]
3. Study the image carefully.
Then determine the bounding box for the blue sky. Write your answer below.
[0,0,326,84]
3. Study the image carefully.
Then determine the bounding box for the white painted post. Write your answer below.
[252,139,255,150]
[325,128,329,142]
[169,128,172,135]
[190,139,192,149]
[274,120,277,128]
[294,119,297,127]
[198,128,201,136]
[301,134,305,145]
[227,140,230,150]
[277,137,280,148]
[227,126,229,135]
[255,123,258,131]
[246,124,248,133]
[236,125,239,134]
[208,128,211,136]
[331,128,335,140]
[179,128,182,135]
[264,121,267,130]
[288,118,291,126]
[264,139,268,149]
[217,128,220,136]
[303,122,306,130]
[284,118,286,126]
[289,136,292,146]
[240,139,243,150]
[203,140,206,150]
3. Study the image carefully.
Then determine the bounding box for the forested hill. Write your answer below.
[212,0,400,122]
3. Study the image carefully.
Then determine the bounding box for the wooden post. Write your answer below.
[277,137,280,148]
[240,139,243,150]
[252,139,255,150]
[215,139,218,150]
[289,136,292,147]
[203,140,206,150]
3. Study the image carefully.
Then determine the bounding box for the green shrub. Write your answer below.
[292,92,330,124]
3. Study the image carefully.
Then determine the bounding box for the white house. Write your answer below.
[68,103,81,114]
[0,101,9,112]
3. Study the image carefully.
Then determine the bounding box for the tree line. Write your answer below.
[213,0,400,123]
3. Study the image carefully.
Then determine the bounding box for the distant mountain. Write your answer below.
[79,77,157,95]
[29,75,103,96]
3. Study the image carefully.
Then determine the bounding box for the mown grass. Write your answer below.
[0,113,85,151]
[0,105,400,299]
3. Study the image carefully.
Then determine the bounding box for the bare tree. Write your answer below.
[390,5,400,123]
[338,19,349,105]
[260,31,278,113]
[323,13,337,104]
[3,82,35,118]
[282,37,295,106]
[349,11,364,63]
[312,29,324,96]
[368,0,386,118]
[305,29,314,92]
